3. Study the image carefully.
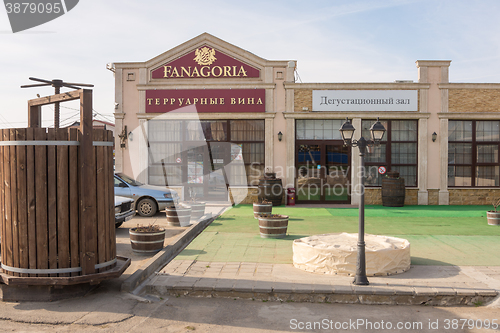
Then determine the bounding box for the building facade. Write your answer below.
[113,33,500,205]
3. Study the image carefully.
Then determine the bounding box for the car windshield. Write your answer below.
[116,173,143,186]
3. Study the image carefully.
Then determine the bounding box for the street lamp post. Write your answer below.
[339,117,386,285]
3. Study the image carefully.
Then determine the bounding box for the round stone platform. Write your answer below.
[293,233,410,276]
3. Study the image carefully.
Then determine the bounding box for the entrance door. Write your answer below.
[296,142,350,203]
[184,143,229,202]
[207,142,230,200]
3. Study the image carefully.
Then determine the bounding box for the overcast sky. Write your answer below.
[1,0,499,128]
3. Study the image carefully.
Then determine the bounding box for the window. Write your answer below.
[362,120,418,187]
[448,120,500,187]
[296,119,343,140]
[147,119,265,186]
[230,120,265,185]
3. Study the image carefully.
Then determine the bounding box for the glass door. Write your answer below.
[207,142,230,201]
[296,142,350,203]
[325,145,350,202]
[297,144,322,201]
[184,145,206,201]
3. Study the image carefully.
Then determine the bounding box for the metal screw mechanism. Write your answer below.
[339,117,386,285]
[21,77,94,128]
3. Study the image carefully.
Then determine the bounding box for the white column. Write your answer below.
[350,118,362,206]
[114,68,124,173]
[285,117,295,188]
[114,113,125,173]
[265,117,274,172]
[418,118,429,205]
[439,118,449,205]
[137,118,148,184]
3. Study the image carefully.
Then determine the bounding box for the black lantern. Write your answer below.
[369,117,386,143]
[278,131,283,142]
[339,118,356,145]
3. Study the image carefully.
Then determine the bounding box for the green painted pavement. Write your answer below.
[175,205,500,266]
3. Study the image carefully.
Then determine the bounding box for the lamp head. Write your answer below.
[369,117,386,143]
[339,118,355,145]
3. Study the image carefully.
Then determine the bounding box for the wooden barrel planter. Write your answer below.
[253,202,272,219]
[258,214,289,238]
[258,173,283,206]
[0,127,130,286]
[487,211,500,225]
[381,171,405,207]
[129,228,166,254]
[166,205,192,227]
[185,202,206,221]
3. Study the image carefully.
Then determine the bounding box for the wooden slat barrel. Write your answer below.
[487,211,500,225]
[129,228,166,254]
[258,175,283,207]
[258,215,289,238]
[253,202,272,219]
[185,202,206,221]
[166,206,192,227]
[0,128,116,278]
[381,171,405,207]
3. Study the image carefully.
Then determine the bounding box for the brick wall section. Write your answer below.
[449,89,500,113]
[237,188,499,205]
[294,89,313,111]
[449,189,500,205]
[365,188,418,205]
[428,189,439,205]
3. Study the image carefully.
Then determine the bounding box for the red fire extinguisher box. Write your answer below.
[287,188,296,206]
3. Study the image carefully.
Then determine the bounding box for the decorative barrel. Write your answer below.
[258,174,283,206]
[0,128,117,278]
[381,171,405,207]
[186,202,206,221]
[166,206,192,227]
[129,228,166,254]
[258,215,289,238]
[487,211,500,226]
[253,202,272,219]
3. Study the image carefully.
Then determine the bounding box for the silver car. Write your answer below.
[115,195,135,227]
[114,173,180,217]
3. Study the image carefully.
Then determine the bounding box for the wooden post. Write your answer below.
[28,105,41,128]
[16,129,29,277]
[68,128,80,276]
[26,128,36,276]
[79,89,96,275]
[57,129,70,277]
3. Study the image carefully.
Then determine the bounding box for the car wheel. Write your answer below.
[136,198,157,217]
[115,221,124,228]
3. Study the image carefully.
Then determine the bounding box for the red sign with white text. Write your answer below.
[146,89,265,113]
[151,45,260,79]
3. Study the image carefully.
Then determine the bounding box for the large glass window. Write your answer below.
[363,120,418,187]
[296,119,344,140]
[148,119,265,186]
[230,120,265,185]
[448,120,500,187]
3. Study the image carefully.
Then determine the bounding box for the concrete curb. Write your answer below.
[147,284,498,306]
[121,214,215,293]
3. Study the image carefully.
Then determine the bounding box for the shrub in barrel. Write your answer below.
[129,224,166,255]
[258,172,283,206]
[253,198,272,219]
[257,213,289,238]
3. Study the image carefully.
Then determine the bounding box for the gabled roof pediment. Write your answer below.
[146,33,269,69]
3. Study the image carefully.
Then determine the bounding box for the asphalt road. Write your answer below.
[0,277,498,333]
